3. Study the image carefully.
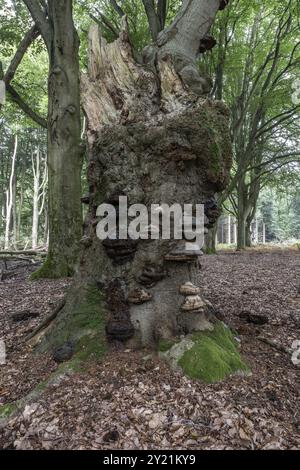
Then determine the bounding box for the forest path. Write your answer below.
[0,250,299,449]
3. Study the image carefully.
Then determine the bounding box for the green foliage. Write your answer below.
[0,0,48,126]
[204,0,300,243]
[258,180,300,242]
[178,322,249,383]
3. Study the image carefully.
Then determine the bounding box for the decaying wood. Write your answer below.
[0,250,47,257]
[0,270,14,281]
[25,299,66,343]
[0,252,45,281]
[258,336,292,356]
[38,2,232,350]
[77,16,232,347]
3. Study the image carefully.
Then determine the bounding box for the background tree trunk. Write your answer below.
[24,0,83,278]
[4,135,18,250]
[205,224,218,253]
[12,172,17,249]
[45,0,82,277]
[32,145,40,250]
[245,218,252,247]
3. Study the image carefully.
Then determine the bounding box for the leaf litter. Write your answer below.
[0,250,299,450]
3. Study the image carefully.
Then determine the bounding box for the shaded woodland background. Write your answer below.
[1,0,299,253]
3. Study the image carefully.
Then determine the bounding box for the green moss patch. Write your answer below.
[0,403,17,420]
[178,322,249,383]
[31,255,74,280]
[37,285,107,366]
[158,338,180,352]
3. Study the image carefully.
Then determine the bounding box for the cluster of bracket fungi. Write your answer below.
[85,195,221,342]
[179,282,211,314]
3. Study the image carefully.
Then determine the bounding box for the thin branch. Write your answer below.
[4,26,40,85]
[6,84,47,128]
[23,0,51,47]
[90,11,119,39]
[248,152,300,171]
[0,23,45,126]
[25,299,66,342]
[142,0,161,41]
[257,107,299,139]
[157,0,167,30]
[109,0,125,18]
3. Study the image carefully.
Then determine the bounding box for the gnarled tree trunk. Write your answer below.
[79,11,232,346]
[38,1,233,357]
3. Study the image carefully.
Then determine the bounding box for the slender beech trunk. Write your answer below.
[236,168,261,250]
[43,0,82,277]
[12,173,17,248]
[17,162,25,243]
[206,224,218,253]
[24,0,82,278]
[236,180,247,250]
[245,218,252,247]
[4,135,18,250]
[237,214,245,250]
[43,204,49,246]
[32,145,40,250]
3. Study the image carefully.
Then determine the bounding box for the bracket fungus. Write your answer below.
[181,295,207,312]
[165,242,203,262]
[179,282,201,296]
[127,288,153,305]
[138,265,166,287]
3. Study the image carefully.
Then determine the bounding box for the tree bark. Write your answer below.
[32,145,40,250]
[23,0,82,278]
[245,218,252,247]
[45,0,82,277]
[206,224,218,253]
[237,213,245,250]
[39,1,232,352]
[28,0,83,278]
[12,172,17,249]
[142,0,162,41]
[4,135,18,250]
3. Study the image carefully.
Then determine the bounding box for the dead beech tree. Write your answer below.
[41,0,232,351]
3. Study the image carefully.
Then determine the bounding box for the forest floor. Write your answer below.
[0,249,299,450]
